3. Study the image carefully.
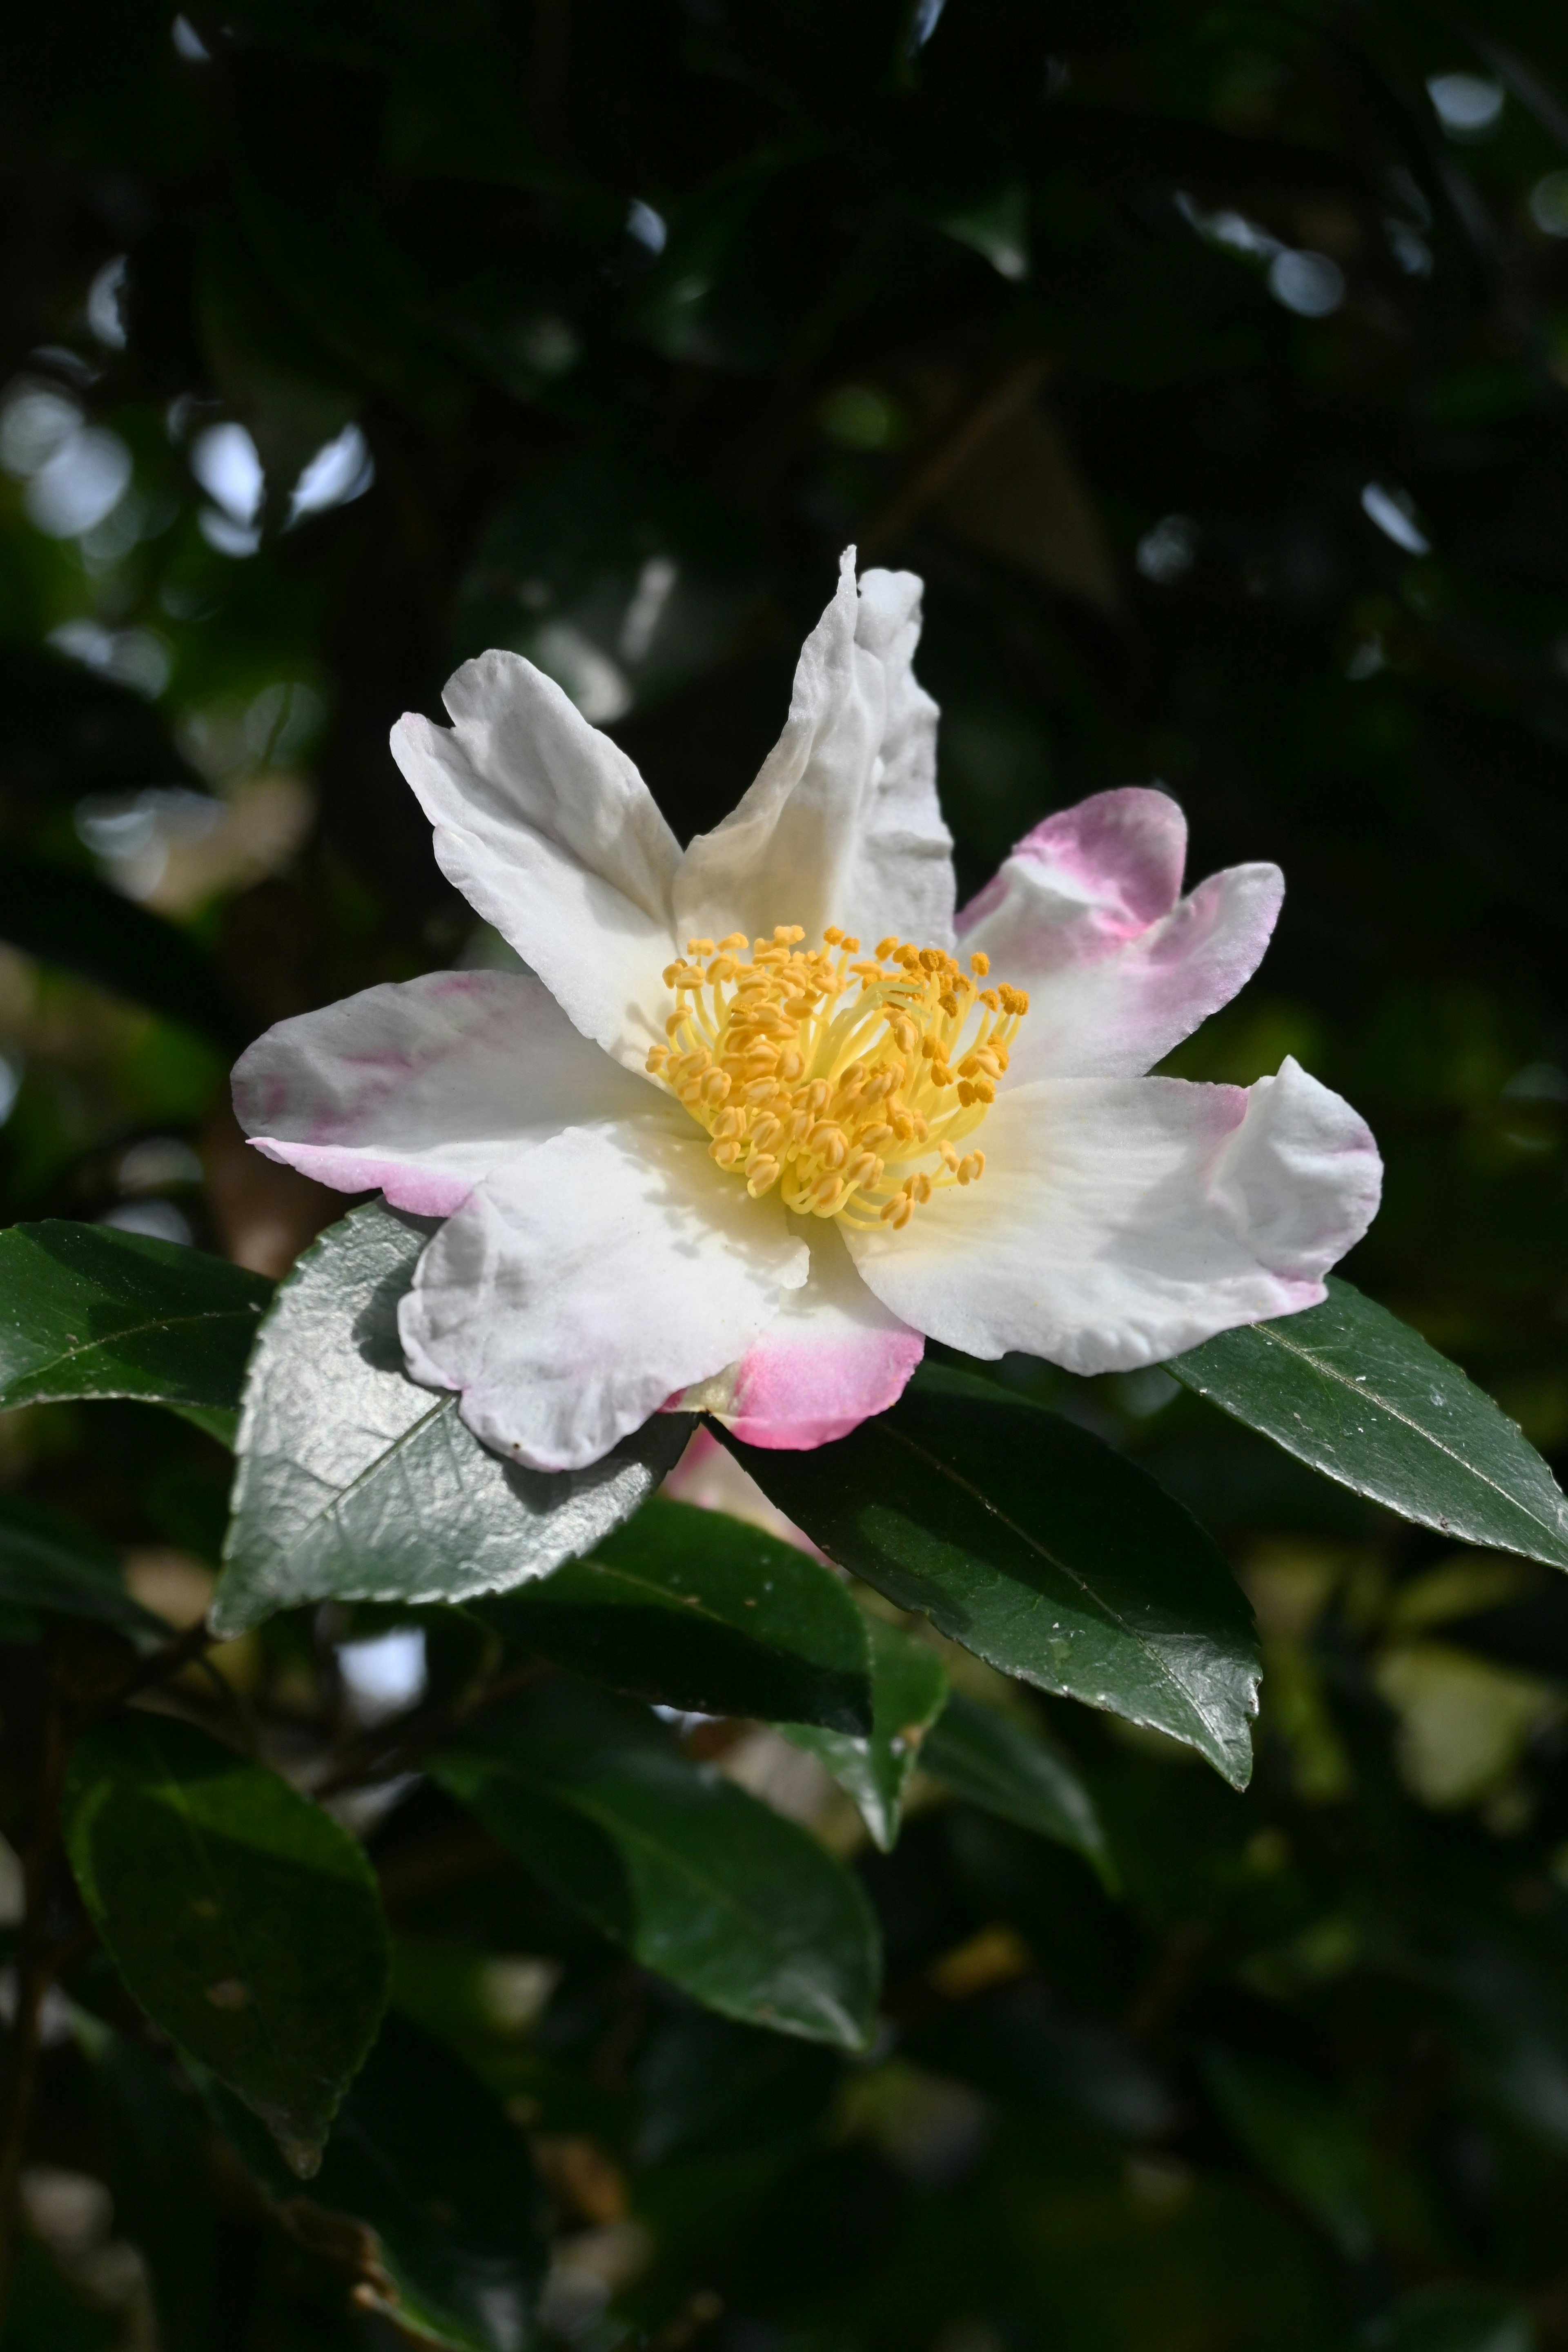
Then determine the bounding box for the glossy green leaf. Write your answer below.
[479,1497,873,1733]
[213,1201,692,1635]
[433,1683,879,2050]
[921,1690,1113,1882]
[200,2015,548,2352]
[0,1220,272,1413]
[0,1492,164,1635]
[784,1616,948,1850]
[721,1365,1260,1787]
[1167,1276,1568,1570]
[63,1712,389,2173]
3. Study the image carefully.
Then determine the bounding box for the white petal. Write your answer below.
[232,970,663,1216]
[391,650,680,1070]
[398,1123,809,1472]
[673,550,955,951]
[843,1057,1382,1373]
[673,1216,923,1448]
[959,788,1283,1080]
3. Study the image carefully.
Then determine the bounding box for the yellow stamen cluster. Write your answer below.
[646,924,1028,1229]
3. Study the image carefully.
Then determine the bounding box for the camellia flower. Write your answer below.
[234,552,1381,1471]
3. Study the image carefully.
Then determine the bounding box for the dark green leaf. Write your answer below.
[720,1365,1259,1788]
[784,1616,948,1850]
[480,1497,872,1733]
[0,851,248,1048]
[1203,2046,1373,2258]
[0,1492,164,1635]
[1167,1277,1568,1571]
[63,1712,389,2174]
[921,1690,1113,1882]
[200,2016,547,2352]
[432,1683,879,2050]
[213,1201,692,1635]
[0,1221,272,1414]
[76,2018,216,2352]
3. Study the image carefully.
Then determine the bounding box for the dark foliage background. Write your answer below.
[4,1,1568,2346]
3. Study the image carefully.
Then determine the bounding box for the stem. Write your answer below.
[0,1654,71,2326]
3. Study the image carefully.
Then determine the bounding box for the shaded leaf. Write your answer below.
[200,2015,547,2352]
[921,1690,1113,1882]
[0,1492,164,1635]
[1204,2045,1373,2259]
[479,1496,873,1733]
[0,851,248,1047]
[433,1682,878,2050]
[784,1616,948,1850]
[1167,1277,1568,1570]
[63,1712,388,2173]
[720,1365,1259,1787]
[1363,2285,1535,2352]
[0,1220,272,1414]
[214,1201,692,1635]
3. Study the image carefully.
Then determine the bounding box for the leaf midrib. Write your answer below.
[873,1421,1251,1770]
[1228,1321,1568,1543]
[4,1303,261,1403]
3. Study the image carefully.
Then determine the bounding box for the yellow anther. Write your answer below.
[650,922,1022,1229]
[969,951,990,976]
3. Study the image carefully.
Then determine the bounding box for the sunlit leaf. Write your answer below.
[214,1201,691,1635]
[720,1366,1259,1787]
[1167,1277,1568,1571]
[0,1220,271,1414]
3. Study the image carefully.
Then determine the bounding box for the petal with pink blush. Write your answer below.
[398,1122,808,1473]
[843,1057,1381,1376]
[673,552,954,954]
[672,1218,923,1449]
[959,790,1282,1082]
[959,786,1187,943]
[233,969,667,1216]
[391,652,680,1071]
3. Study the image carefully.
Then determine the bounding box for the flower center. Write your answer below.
[646,926,1029,1228]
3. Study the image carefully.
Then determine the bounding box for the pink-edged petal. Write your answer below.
[232,970,662,1217]
[673,550,954,953]
[661,1428,826,1558]
[398,1122,809,1472]
[959,788,1283,1081]
[960,786,1187,941]
[672,1216,922,1449]
[391,652,680,1071]
[843,1056,1381,1375]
